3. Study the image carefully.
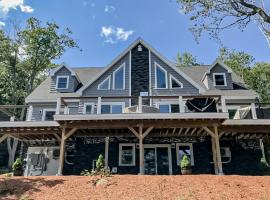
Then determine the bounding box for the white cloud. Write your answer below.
[0,0,34,17]
[104,5,115,14]
[20,4,33,13]
[100,26,134,44]
[0,20,5,28]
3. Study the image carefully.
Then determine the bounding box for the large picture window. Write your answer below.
[101,103,124,114]
[213,73,227,86]
[119,144,135,166]
[56,76,69,89]
[155,63,167,89]
[113,64,125,89]
[157,103,180,113]
[176,143,194,166]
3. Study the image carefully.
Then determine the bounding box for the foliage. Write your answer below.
[175,52,199,67]
[12,158,22,171]
[176,0,270,46]
[180,154,191,170]
[218,47,254,80]
[81,154,110,177]
[245,62,270,103]
[96,154,105,171]
[0,18,78,107]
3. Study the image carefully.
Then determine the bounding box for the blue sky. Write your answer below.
[0,0,270,68]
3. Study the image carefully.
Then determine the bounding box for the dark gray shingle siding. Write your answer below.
[206,64,233,90]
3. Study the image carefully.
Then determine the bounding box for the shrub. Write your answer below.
[96,154,105,172]
[12,158,23,171]
[180,154,191,170]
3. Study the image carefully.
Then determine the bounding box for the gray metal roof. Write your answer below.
[26,65,257,103]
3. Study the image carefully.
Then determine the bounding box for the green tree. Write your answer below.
[218,47,254,81]
[175,52,198,67]
[0,18,78,167]
[246,62,270,102]
[177,0,270,46]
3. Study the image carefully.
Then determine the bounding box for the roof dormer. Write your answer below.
[50,63,81,93]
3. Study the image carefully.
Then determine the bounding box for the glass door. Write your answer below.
[156,147,169,175]
[144,148,156,175]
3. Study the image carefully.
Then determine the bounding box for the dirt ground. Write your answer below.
[0,175,270,200]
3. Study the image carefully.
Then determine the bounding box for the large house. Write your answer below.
[0,38,269,176]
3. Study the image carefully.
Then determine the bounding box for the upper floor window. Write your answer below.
[113,64,125,90]
[56,76,69,89]
[169,75,183,89]
[83,103,94,114]
[42,109,56,121]
[213,73,227,86]
[98,76,111,90]
[101,102,124,114]
[157,103,180,113]
[155,63,167,89]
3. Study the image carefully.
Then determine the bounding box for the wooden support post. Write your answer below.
[57,128,66,175]
[214,126,223,175]
[105,137,109,169]
[211,137,218,174]
[97,97,102,114]
[128,125,153,175]
[27,105,33,121]
[251,103,257,119]
[260,139,266,161]
[178,96,185,113]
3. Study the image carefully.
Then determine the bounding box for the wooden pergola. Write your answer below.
[1,114,270,176]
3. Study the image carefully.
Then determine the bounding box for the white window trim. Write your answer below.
[176,143,194,166]
[155,101,182,113]
[169,74,183,89]
[119,143,136,166]
[112,63,125,90]
[154,62,168,89]
[98,75,111,90]
[83,103,95,114]
[56,75,69,89]
[213,73,227,87]
[101,102,125,114]
[42,109,56,121]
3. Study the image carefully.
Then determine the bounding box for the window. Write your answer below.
[113,64,125,89]
[83,103,94,114]
[42,109,56,121]
[98,76,110,90]
[170,75,183,89]
[213,73,227,86]
[176,143,194,166]
[157,103,180,113]
[159,104,170,113]
[56,76,69,89]
[101,103,124,114]
[155,63,167,89]
[119,144,135,166]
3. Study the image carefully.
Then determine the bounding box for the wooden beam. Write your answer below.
[142,126,154,139]
[190,128,197,136]
[128,127,140,138]
[53,133,61,142]
[64,128,77,140]
[202,127,215,138]
[105,137,109,168]
[0,134,9,143]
